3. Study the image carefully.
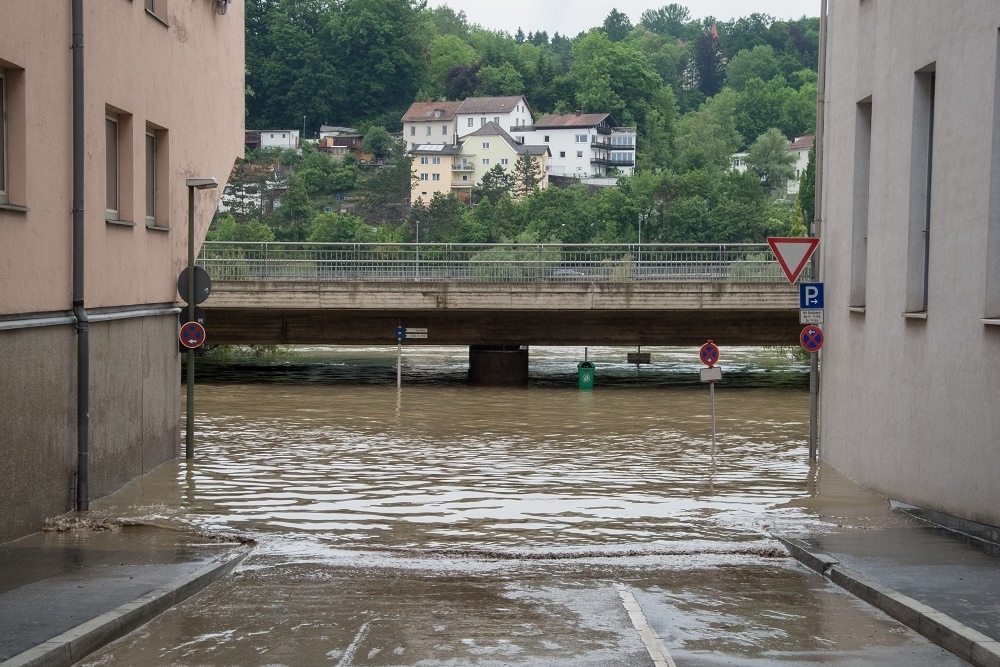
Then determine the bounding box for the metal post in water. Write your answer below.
[397,340,402,389]
[709,380,717,458]
[809,0,828,462]
[809,352,819,461]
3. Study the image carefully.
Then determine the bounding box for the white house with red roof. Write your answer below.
[455,96,533,139]
[510,113,637,178]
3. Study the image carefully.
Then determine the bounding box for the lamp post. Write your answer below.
[185,177,218,460]
[415,220,420,281]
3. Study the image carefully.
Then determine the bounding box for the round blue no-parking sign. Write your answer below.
[699,340,720,367]
[800,325,824,352]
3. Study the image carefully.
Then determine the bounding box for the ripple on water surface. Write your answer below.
[168,346,813,556]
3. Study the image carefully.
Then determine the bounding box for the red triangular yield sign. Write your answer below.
[767,237,820,283]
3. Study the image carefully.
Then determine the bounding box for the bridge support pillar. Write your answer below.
[469,345,529,386]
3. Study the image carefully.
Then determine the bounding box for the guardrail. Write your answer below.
[198,242,792,283]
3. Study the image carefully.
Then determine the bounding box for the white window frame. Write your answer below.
[420,173,429,181]
[426,126,431,136]
[432,173,441,182]
[420,156,429,165]
[501,158,509,166]
[442,125,448,135]
[482,158,490,166]
[577,151,584,158]
[482,142,490,149]
[410,126,416,136]
[432,157,441,165]
[467,118,474,127]
[494,116,500,124]
[106,114,120,220]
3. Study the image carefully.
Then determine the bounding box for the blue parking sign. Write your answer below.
[799,283,824,309]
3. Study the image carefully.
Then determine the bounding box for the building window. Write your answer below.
[420,156,429,164]
[426,126,431,136]
[575,134,587,143]
[432,173,441,182]
[905,67,935,314]
[468,118,474,127]
[544,135,549,142]
[106,114,120,220]
[482,158,490,166]
[432,157,441,165]
[482,142,490,149]
[145,131,156,223]
[410,126,415,136]
[480,117,486,126]
[576,151,584,158]
[0,70,6,205]
[851,99,873,309]
[420,173,429,181]
[442,125,448,135]
[494,116,500,124]
[560,151,566,158]
[462,175,469,182]
[501,158,509,166]
[144,0,168,21]
[987,30,1000,320]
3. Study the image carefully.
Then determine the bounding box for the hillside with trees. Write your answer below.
[219,1,818,246]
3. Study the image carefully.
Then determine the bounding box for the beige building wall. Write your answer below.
[820,1,1000,526]
[0,1,244,541]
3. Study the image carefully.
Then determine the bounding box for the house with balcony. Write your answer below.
[510,113,636,178]
[409,122,549,204]
[411,144,462,204]
[402,101,463,149]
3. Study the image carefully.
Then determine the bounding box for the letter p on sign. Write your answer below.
[799,283,824,309]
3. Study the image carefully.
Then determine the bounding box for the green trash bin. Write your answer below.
[577,361,595,390]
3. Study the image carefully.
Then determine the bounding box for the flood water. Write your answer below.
[81,346,966,666]
[131,345,814,557]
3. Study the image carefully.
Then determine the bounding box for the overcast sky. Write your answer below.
[425,1,818,37]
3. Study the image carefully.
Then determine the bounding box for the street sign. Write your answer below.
[179,306,206,326]
[800,309,825,324]
[396,326,405,341]
[627,352,651,364]
[406,333,428,339]
[179,321,206,349]
[177,267,212,305]
[700,366,722,383]
[799,325,824,352]
[406,327,428,339]
[699,340,720,367]
[799,283,825,309]
[767,237,820,284]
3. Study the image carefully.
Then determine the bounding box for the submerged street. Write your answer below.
[76,347,964,665]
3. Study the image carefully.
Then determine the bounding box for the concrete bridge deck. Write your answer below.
[197,243,802,346]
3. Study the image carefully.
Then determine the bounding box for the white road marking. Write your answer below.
[615,583,677,667]
[336,619,376,667]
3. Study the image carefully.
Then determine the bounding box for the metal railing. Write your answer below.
[198,242,791,284]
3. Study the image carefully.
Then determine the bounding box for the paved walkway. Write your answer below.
[779,506,1000,667]
[0,523,248,667]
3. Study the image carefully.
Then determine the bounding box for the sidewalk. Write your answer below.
[0,522,249,667]
[778,505,1000,667]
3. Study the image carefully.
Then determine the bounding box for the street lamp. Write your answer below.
[186,177,217,460]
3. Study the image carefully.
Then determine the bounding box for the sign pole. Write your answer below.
[709,380,717,457]
[397,340,402,389]
[186,186,196,461]
[809,352,818,461]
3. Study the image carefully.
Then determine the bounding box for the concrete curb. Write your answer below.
[0,548,250,667]
[776,536,1000,667]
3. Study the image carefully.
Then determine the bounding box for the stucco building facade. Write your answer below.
[0,1,244,541]
[820,2,1000,526]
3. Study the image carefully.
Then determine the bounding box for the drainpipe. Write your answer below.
[72,0,89,511]
[808,0,828,463]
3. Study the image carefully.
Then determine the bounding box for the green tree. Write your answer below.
[692,31,725,98]
[796,146,815,233]
[639,4,693,40]
[673,88,742,172]
[725,44,781,91]
[477,62,525,96]
[473,164,514,205]
[423,35,478,99]
[272,171,315,240]
[511,154,542,200]
[745,128,796,195]
[209,213,277,242]
[362,126,395,159]
[359,140,415,223]
[307,211,375,242]
[602,9,633,42]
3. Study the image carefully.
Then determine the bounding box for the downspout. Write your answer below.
[808,0,828,462]
[72,0,89,511]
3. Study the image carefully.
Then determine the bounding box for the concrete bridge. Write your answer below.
[198,243,802,356]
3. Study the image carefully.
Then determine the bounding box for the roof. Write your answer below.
[788,134,815,151]
[533,113,612,129]
[465,122,548,157]
[402,101,463,122]
[319,125,360,135]
[457,96,531,115]
[411,143,463,155]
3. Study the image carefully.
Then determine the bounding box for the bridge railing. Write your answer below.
[198,242,791,283]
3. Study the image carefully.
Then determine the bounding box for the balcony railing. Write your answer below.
[198,242,795,284]
[592,139,635,149]
[591,157,635,167]
[452,163,476,171]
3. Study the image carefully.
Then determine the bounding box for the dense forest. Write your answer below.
[217,1,819,246]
